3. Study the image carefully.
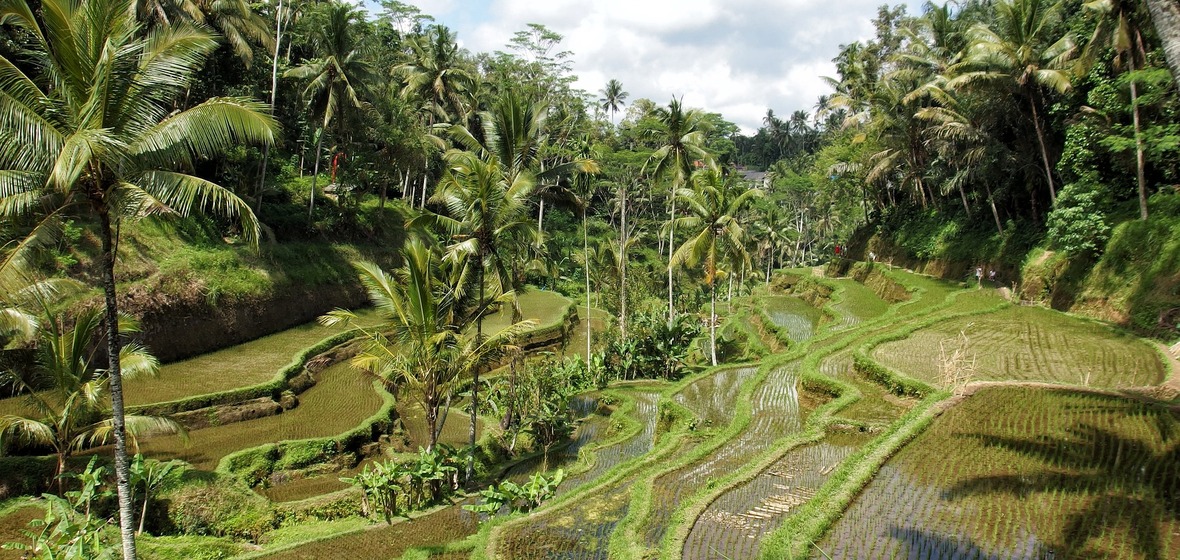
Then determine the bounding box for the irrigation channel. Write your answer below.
[2,266,1174,560]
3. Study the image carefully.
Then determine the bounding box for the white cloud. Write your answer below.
[387,0,926,133]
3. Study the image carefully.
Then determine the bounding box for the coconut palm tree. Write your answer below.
[1145,0,1180,83]
[599,79,629,126]
[322,240,532,452]
[285,0,374,219]
[395,25,476,127]
[135,0,275,66]
[0,1,276,556]
[0,308,182,494]
[669,165,763,366]
[1085,0,1153,219]
[949,0,1078,205]
[418,149,536,482]
[645,98,712,323]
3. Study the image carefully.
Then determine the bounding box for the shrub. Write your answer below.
[163,479,276,541]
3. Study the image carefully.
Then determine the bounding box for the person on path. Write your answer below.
[975,266,982,288]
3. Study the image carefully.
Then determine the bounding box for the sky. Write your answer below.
[365,0,926,134]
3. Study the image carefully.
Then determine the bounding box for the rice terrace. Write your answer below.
[2,0,1180,559]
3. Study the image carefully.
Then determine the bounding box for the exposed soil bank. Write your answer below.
[124,282,366,363]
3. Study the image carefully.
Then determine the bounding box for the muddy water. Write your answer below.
[642,361,805,547]
[683,433,866,559]
[0,505,43,560]
[495,390,664,558]
[674,366,759,428]
[764,296,821,343]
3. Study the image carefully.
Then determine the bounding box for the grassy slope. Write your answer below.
[857,192,1180,339]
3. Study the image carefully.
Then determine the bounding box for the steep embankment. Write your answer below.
[52,216,402,362]
[847,196,1180,338]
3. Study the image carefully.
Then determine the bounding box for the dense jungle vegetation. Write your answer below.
[0,0,1178,558]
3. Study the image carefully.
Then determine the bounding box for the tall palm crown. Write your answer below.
[422,149,536,481]
[0,1,275,556]
[395,25,476,126]
[669,165,763,366]
[287,1,374,136]
[135,0,274,65]
[599,78,628,125]
[948,0,1077,204]
[645,98,712,321]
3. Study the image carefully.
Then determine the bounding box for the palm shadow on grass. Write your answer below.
[943,398,1180,559]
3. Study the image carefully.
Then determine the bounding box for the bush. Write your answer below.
[1047,175,1111,256]
[163,479,276,541]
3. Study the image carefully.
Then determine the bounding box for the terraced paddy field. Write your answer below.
[818,386,1180,560]
[873,304,1165,388]
[494,388,665,558]
[763,296,822,343]
[133,361,386,470]
[0,504,42,560]
[0,309,380,418]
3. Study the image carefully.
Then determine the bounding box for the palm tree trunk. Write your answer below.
[1131,77,1148,220]
[420,171,428,209]
[583,205,592,359]
[709,281,717,366]
[1027,92,1057,205]
[619,183,628,338]
[467,266,483,484]
[310,129,324,220]
[667,184,677,323]
[99,209,137,560]
[1146,0,1180,84]
[256,0,285,213]
[985,182,1003,234]
[139,487,149,535]
[958,180,971,217]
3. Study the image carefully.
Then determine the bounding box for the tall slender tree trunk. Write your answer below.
[583,205,592,359]
[985,182,1003,234]
[420,170,428,209]
[467,266,484,484]
[1146,0,1180,84]
[667,183,677,323]
[1027,92,1057,205]
[99,209,137,560]
[310,129,324,220]
[619,183,628,338]
[709,281,717,367]
[256,0,285,213]
[958,181,971,217]
[1131,78,1149,220]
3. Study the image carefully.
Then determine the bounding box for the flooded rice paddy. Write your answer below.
[5,268,1173,560]
[873,305,1166,388]
[134,361,385,470]
[819,386,1180,559]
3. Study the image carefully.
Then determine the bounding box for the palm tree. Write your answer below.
[447,91,597,240]
[645,98,712,323]
[0,1,276,556]
[1144,0,1180,83]
[1085,0,1152,219]
[135,0,275,66]
[419,149,536,482]
[0,309,182,494]
[949,0,1078,205]
[322,240,532,452]
[669,165,762,366]
[599,79,629,126]
[395,25,476,127]
[285,0,373,219]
